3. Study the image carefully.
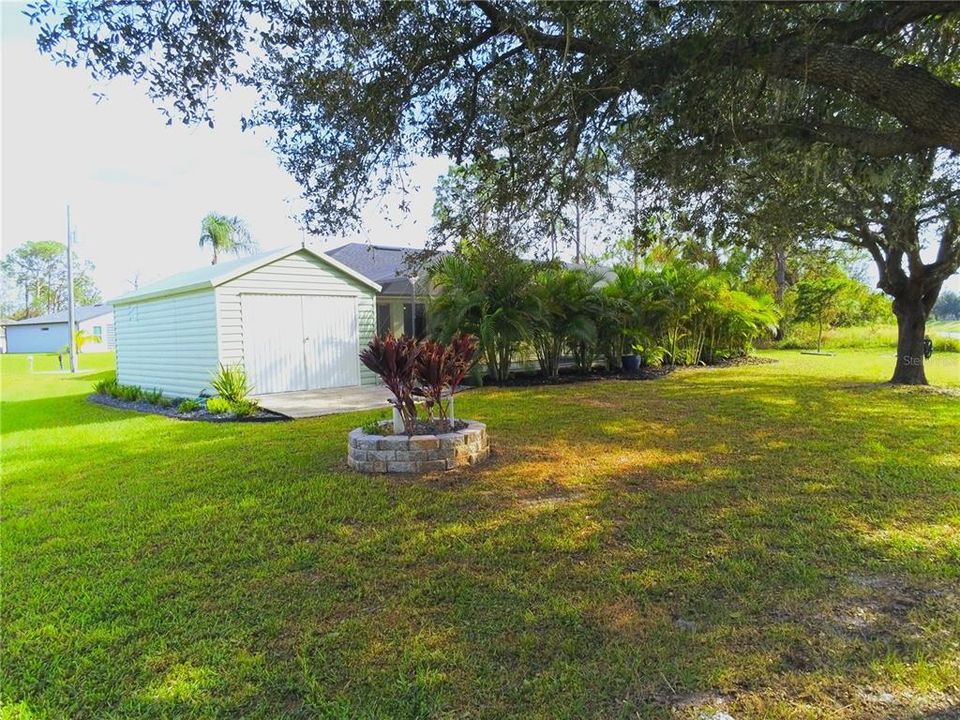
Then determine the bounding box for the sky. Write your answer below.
[1,2,957,301]
[0,2,449,301]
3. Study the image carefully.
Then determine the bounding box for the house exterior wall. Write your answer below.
[78,313,115,353]
[114,289,219,397]
[4,311,114,354]
[215,249,378,386]
[4,323,70,353]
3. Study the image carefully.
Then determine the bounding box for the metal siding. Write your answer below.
[114,289,219,397]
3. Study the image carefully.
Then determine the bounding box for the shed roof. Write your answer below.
[112,246,381,305]
[5,304,114,326]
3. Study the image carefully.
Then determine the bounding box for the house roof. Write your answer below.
[112,246,382,305]
[5,303,114,326]
[325,243,440,297]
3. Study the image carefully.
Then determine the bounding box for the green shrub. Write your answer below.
[178,399,201,414]
[934,336,960,353]
[211,364,253,403]
[113,384,143,402]
[142,388,164,405]
[361,416,391,435]
[93,377,117,395]
[230,399,260,418]
[205,397,232,414]
[632,341,666,367]
[775,323,959,353]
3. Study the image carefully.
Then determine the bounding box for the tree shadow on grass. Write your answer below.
[1,394,141,433]
[3,370,958,718]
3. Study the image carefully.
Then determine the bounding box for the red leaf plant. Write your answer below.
[360,332,479,433]
[415,339,453,421]
[359,333,421,431]
[446,333,479,423]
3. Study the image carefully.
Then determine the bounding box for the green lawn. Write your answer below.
[2,351,959,719]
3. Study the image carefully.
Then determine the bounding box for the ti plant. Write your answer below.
[446,333,479,423]
[359,333,421,432]
[360,332,479,433]
[415,339,453,420]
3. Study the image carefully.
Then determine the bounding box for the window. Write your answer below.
[92,325,103,339]
[376,302,392,336]
[402,303,426,340]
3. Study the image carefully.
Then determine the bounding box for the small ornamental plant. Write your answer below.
[359,333,422,431]
[359,332,479,434]
[444,333,479,423]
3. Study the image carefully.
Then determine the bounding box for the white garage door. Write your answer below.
[241,294,360,394]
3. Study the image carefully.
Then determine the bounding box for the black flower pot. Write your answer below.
[621,354,641,373]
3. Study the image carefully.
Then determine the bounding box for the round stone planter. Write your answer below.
[347,421,490,474]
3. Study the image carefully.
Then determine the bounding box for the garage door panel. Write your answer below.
[242,293,359,395]
[241,294,307,394]
[303,295,360,389]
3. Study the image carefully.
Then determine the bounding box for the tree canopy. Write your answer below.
[27,2,960,231]
[26,0,960,382]
[1,240,101,319]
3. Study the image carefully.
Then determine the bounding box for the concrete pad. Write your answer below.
[254,385,393,419]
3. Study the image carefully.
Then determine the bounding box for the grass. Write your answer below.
[772,320,960,352]
[2,350,959,719]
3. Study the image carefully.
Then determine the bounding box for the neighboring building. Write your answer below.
[326,243,438,339]
[111,246,382,397]
[3,304,115,354]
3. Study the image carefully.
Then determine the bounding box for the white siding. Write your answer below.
[114,289,219,397]
[215,250,377,386]
[78,313,115,353]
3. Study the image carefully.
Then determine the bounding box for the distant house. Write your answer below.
[3,304,115,354]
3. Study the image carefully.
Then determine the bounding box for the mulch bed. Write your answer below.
[483,355,777,388]
[89,394,287,423]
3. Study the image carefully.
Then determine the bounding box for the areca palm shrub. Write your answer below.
[428,241,535,384]
[599,265,673,367]
[704,288,781,362]
[604,262,780,367]
[529,266,605,378]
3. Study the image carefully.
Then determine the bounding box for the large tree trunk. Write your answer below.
[773,247,787,340]
[890,291,929,385]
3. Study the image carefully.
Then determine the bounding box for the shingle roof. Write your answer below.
[112,246,381,305]
[6,304,113,326]
[325,243,440,297]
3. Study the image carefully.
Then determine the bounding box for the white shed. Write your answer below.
[112,247,381,398]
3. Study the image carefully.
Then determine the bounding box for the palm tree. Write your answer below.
[198,214,257,265]
[428,242,536,384]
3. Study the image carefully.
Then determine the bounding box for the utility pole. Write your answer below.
[409,273,419,338]
[66,205,78,373]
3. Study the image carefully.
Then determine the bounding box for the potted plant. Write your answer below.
[352,333,489,473]
[621,336,642,373]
